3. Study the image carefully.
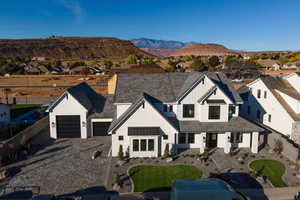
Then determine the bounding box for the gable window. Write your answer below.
[188,133,195,144]
[183,104,194,118]
[118,136,124,141]
[257,89,261,99]
[179,133,186,144]
[148,139,154,151]
[209,106,221,120]
[264,91,267,99]
[163,135,168,140]
[268,114,272,122]
[133,139,139,152]
[257,110,261,119]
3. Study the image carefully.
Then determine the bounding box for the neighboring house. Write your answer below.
[0,104,10,124]
[239,72,300,141]
[47,72,263,158]
[257,59,280,71]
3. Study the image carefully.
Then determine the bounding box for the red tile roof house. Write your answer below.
[46,72,263,158]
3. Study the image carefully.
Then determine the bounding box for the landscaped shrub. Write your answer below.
[118,145,124,160]
[273,139,283,155]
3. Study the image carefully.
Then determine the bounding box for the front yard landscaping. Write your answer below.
[249,159,287,187]
[128,165,202,192]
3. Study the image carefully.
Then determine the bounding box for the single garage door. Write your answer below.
[56,115,81,138]
[92,122,111,136]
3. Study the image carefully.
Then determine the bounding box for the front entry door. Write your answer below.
[206,133,218,148]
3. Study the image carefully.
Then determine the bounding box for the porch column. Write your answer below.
[224,132,231,154]
[200,132,206,154]
[251,132,259,153]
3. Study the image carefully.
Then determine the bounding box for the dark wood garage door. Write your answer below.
[56,115,81,138]
[92,122,111,136]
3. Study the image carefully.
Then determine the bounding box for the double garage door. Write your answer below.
[56,115,111,138]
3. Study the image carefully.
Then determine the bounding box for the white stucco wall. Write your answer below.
[277,90,300,114]
[49,92,88,139]
[285,73,300,94]
[242,79,294,137]
[111,100,178,157]
[0,104,10,123]
[116,104,131,118]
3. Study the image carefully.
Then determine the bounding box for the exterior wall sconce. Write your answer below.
[51,122,55,128]
[203,135,206,142]
[227,136,231,143]
[82,121,86,127]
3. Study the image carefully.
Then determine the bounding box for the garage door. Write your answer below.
[56,115,81,138]
[92,122,111,136]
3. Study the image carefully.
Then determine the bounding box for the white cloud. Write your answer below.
[56,0,86,23]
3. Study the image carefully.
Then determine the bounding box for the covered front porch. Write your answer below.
[175,132,259,154]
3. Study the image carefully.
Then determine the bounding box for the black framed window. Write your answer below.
[229,105,236,115]
[188,133,195,144]
[169,105,173,112]
[118,136,124,141]
[179,133,186,144]
[264,91,267,99]
[208,106,220,119]
[133,139,139,152]
[183,104,194,118]
[140,139,147,151]
[163,135,168,140]
[148,139,154,151]
[268,114,272,122]
[257,89,261,99]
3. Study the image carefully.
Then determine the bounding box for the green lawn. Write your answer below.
[249,159,287,187]
[129,165,203,192]
[10,104,41,119]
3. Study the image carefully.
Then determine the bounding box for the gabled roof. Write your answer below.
[197,85,217,103]
[108,92,179,133]
[114,72,242,104]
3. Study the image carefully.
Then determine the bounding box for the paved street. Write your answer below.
[6,137,112,195]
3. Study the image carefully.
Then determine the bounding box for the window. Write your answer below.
[264,91,267,99]
[163,104,168,112]
[148,139,154,151]
[140,139,147,151]
[231,132,243,143]
[183,104,194,118]
[229,105,236,115]
[188,133,195,144]
[257,89,261,99]
[257,110,261,119]
[163,135,168,140]
[268,114,272,122]
[247,106,251,114]
[179,133,186,144]
[209,106,220,119]
[118,136,124,141]
[133,140,139,152]
[249,88,253,94]
[169,105,173,112]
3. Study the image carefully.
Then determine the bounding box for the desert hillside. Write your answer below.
[171,43,235,56]
[0,37,153,59]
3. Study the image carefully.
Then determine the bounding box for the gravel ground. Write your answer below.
[6,137,112,195]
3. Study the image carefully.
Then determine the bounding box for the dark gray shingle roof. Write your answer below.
[114,72,243,104]
[179,117,264,132]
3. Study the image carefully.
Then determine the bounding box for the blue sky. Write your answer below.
[0,0,299,51]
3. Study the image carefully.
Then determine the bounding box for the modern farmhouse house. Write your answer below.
[239,72,300,142]
[47,72,263,158]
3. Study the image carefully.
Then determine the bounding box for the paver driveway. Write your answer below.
[6,137,111,195]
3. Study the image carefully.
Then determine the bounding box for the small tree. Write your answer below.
[102,60,113,69]
[118,145,124,160]
[273,139,283,155]
[80,66,90,76]
[127,55,137,64]
[163,143,170,158]
[208,56,220,67]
